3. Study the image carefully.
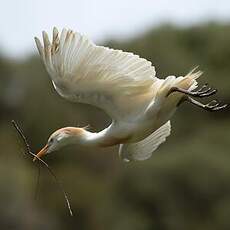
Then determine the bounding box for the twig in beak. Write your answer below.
[11,120,73,216]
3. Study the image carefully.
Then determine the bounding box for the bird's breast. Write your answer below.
[99,135,132,147]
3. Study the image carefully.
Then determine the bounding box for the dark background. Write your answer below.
[0,23,230,230]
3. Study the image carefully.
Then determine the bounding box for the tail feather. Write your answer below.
[157,67,202,99]
[178,67,203,91]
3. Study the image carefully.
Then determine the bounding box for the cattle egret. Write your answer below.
[34,27,227,162]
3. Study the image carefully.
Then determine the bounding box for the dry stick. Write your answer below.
[11,120,73,216]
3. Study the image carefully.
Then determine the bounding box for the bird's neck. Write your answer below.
[81,128,110,146]
[67,125,113,147]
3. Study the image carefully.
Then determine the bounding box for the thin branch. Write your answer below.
[11,120,73,216]
[12,120,31,155]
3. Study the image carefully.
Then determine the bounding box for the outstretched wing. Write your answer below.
[119,121,171,161]
[35,27,157,120]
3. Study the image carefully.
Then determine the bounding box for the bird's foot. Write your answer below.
[167,83,228,112]
[167,83,217,98]
[186,97,228,112]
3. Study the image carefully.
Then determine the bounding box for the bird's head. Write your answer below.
[33,127,85,161]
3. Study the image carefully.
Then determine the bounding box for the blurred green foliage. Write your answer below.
[0,23,229,230]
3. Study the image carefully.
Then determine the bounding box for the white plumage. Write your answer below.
[35,28,157,121]
[34,27,222,162]
[119,121,171,161]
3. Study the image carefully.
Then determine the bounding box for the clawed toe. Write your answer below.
[204,99,228,111]
[168,82,228,112]
[190,84,217,98]
[187,97,228,112]
[206,99,219,108]
[168,83,217,98]
[206,103,228,111]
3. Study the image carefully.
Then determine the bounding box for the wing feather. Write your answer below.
[35,27,157,120]
[119,121,171,161]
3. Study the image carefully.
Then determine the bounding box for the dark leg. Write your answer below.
[168,82,228,111]
[186,96,228,112]
[167,83,217,98]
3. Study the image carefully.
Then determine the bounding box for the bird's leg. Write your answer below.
[185,96,228,112]
[167,83,217,98]
[167,83,228,111]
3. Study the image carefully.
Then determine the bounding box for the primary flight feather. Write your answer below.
[34,27,227,162]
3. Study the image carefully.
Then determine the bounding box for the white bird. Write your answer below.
[33,27,227,162]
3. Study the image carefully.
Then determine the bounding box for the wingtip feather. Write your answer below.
[34,37,43,56]
[53,27,59,42]
[42,30,51,48]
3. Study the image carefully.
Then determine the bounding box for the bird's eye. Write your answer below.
[49,138,54,145]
